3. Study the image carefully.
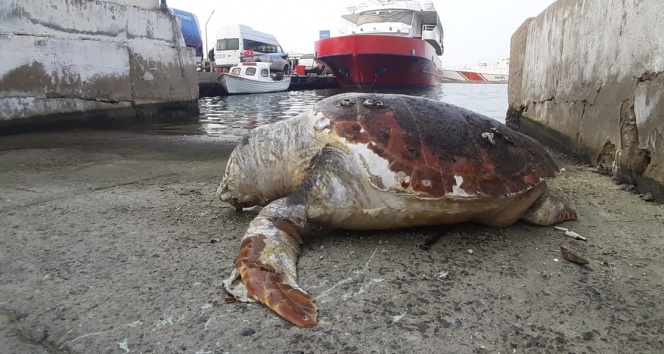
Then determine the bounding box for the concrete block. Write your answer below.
[508,0,664,201]
[0,0,198,132]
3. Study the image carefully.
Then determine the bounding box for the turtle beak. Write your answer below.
[218,182,246,211]
[218,156,240,207]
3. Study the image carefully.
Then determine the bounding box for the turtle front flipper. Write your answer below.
[223,198,318,327]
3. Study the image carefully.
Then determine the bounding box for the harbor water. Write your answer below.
[191,83,508,140]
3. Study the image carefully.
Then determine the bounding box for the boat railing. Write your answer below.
[421,25,443,55]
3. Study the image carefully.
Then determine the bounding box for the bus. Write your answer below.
[214,24,290,73]
[171,8,203,62]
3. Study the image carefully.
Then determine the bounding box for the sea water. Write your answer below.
[197,83,508,140]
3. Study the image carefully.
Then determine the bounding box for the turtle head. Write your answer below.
[217,114,323,211]
[217,145,269,210]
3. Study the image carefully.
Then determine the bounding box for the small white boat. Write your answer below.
[217,62,291,94]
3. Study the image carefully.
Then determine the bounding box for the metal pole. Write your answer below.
[205,10,215,60]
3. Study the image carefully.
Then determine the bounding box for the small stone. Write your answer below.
[641,192,655,202]
[581,331,594,340]
[560,246,589,265]
[467,249,474,255]
[239,327,255,336]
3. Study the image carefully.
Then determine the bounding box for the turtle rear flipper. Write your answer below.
[224,198,318,327]
[521,193,577,226]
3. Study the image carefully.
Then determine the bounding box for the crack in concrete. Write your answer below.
[127,46,137,107]
[577,101,588,149]
[43,92,124,104]
[635,70,662,83]
[532,96,598,107]
[0,173,178,213]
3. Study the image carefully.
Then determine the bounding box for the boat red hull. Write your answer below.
[315,35,443,87]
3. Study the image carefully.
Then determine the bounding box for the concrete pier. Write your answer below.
[508,0,664,202]
[1,129,664,353]
[0,0,200,133]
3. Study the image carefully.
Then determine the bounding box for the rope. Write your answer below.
[199,73,223,97]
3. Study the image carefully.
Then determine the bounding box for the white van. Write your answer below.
[214,24,290,73]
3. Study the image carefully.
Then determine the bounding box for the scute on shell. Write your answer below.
[313,93,559,199]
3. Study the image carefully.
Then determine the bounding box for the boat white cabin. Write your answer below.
[341,0,444,55]
[217,62,291,94]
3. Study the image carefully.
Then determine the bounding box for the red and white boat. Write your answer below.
[315,0,444,87]
[441,58,510,83]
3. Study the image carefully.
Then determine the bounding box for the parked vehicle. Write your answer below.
[298,54,316,70]
[170,8,203,62]
[217,62,291,94]
[297,53,324,75]
[214,24,290,73]
[297,54,316,70]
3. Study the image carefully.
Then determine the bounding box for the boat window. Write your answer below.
[246,67,256,76]
[343,10,414,26]
[261,69,269,77]
[217,38,239,50]
[231,67,241,75]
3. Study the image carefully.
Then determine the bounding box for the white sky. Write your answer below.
[165,0,555,68]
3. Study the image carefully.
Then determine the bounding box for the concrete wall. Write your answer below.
[508,0,664,201]
[0,0,199,132]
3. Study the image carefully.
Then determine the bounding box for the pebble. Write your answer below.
[239,327,256,336]
[641,192,655,202]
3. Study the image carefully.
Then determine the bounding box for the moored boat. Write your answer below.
[315,0,444,87]
[217,62,291,94]
[441,58,510,83]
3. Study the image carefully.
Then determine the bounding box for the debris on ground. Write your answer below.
[553,226,587,241]
[642,193,655,202]
[560,246,589,265]
[564,230,587,241]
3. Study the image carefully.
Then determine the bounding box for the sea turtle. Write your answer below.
[218,92,577,327]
